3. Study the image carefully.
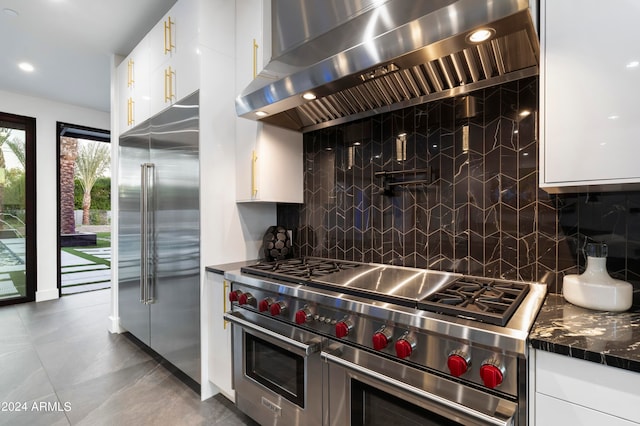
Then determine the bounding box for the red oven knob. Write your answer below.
[228,290,242,302]
[295,308,311,324]
[335,320,353,338]
[395,336,416,359]
[258,298,273,312]
[372,327,393,350]
[238,292,255,306]
[270,301,287,316]
[480,360,505,389]
[447,350,471,377]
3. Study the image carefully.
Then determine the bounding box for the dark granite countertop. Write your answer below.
[529,294,640,372]
[205,260,259,275]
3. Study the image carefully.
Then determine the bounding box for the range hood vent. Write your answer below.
[236,0,539,132]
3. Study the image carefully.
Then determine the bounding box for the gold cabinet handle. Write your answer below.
[251,150,258,198]
[164,66,175,103]
[253,38,259,78]
[223,280,229,329]
[127,97,135,125]
[164,16,175,54]
[127,58,134,87]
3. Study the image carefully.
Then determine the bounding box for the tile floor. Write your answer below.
[0,289,256,426]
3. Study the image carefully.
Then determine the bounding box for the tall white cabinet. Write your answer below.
[235,0,303,203]
[113,0,282,401]
[539,0,640,192]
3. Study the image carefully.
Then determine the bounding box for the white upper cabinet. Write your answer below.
[540,0,640,192]
[236,122,303,203]
[116,0,200,135]
[117,39,150,133]
[235,0,272,94]
[235,0,303,203]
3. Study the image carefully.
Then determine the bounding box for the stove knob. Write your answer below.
[447,350,471,377]
[258,298,273,312]
[395,336,416,359]
[480,359,505,389]
[295,308,312,325]
[238,292,255,307]
[372,327,393,351]
[270,301,287,316]
[335,320,353,338]
[228,290,242,303]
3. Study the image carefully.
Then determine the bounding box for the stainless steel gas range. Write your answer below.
[223,258,546,426]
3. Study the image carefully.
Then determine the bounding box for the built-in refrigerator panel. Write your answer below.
[119,123,152,347]
[118,91,200,384]
[149,92,200,382]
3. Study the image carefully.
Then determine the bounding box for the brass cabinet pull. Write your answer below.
[253,38,259,78]
[164,16,175,54]
[127,59,134,87]
[164,66,176,103]
[127,97,134,125]
[223,280,229,329]
[251,150,258,198]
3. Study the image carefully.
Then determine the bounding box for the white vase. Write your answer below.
[562,243,633,312]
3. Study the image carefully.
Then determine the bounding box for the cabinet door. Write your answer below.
[535,393,635,426]
[236,123,303,203]
[540,0,640,190]
[206,272,235,401]
[117,41,150,134]
[235,0,271,93]
[148,0,198,72]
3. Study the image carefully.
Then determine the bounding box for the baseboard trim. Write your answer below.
[36,288,59,302]
[108,315,124,334]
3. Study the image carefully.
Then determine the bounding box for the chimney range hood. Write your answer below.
[236,0,539,132]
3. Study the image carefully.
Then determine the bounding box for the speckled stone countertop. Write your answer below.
[529,294,640,372]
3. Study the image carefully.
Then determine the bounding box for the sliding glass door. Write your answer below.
[0,112,36,304]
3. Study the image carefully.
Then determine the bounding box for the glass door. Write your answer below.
[0,112,36,305]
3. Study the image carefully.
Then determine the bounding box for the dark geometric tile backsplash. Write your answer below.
[277,76,640,296]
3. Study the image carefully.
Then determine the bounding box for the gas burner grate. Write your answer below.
[419,277,530,326]
[241,257,361,283]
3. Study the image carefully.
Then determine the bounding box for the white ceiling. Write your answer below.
[0,0,177,112]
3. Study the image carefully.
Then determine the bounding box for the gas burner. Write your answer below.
[419,277,530,326]
[241,257,362,283]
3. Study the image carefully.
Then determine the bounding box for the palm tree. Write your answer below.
[75,141,110,225]
[60,137,78,234]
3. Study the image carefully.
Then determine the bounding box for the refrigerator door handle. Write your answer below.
[140,163,155,304]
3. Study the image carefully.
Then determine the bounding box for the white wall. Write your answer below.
[0,89,110,302]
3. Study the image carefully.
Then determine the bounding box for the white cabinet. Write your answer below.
[147,0,200,113]
[235,0,272,93]
[116,0,200,135]
[235,0,302,203]
[117,40,150,133]
[540,0,640,192]
[236,122,303,203]
[206,271,235,401]
[531,350,640,425]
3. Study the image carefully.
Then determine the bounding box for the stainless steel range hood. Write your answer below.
[236,0,539,132]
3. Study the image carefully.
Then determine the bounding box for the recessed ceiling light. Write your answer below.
[302,92,317,100]
[608,114,620,120]
[467,28,495,43]
[255,111,268,117]
[3,8,19,17]
[18,62,34,72]
[353,142,361,146]
[626,61,639,69]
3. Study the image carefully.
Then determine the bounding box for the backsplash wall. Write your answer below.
[277,76,640,294]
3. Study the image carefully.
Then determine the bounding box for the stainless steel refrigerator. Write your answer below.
[118,91,200,383]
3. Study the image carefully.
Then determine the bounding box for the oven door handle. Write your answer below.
[321,351,514,426]
[224,311,320,356]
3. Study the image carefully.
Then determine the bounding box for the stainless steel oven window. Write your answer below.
[245,332,305,407]
[351,379,462,426]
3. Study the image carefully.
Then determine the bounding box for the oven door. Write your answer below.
[224,311,323,426]
[323,344,518,426]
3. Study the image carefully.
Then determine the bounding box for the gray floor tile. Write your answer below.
[0,289,255,425]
